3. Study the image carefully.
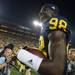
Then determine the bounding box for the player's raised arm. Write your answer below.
[39,30,67,75]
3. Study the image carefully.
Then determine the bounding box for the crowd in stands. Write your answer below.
[0,32,39,53]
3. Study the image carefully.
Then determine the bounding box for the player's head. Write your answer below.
[39,3,59,22]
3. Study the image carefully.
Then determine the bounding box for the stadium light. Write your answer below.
[33,20,43,27]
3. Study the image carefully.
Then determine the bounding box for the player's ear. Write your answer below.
[46,8,53,17]
[45,7,49,14]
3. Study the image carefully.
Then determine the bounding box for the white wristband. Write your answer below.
[17,49,43,71]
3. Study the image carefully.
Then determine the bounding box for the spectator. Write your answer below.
[0,43,14,75]
[68,49,75,75]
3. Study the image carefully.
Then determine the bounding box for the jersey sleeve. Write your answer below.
[48,17,71,40]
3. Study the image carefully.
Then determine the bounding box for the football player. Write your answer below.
[17,3,71,75]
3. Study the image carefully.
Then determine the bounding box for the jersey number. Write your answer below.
[49,18,67,32]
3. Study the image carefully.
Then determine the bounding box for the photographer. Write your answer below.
[0,43,14,75]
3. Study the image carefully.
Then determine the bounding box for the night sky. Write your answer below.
[0,0,75,47]
[0,0,74,27]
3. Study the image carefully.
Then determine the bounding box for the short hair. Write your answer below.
[0,43,14,55]
[4,43,14,50]
[23,46,28,49]
[41,3,59,14]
